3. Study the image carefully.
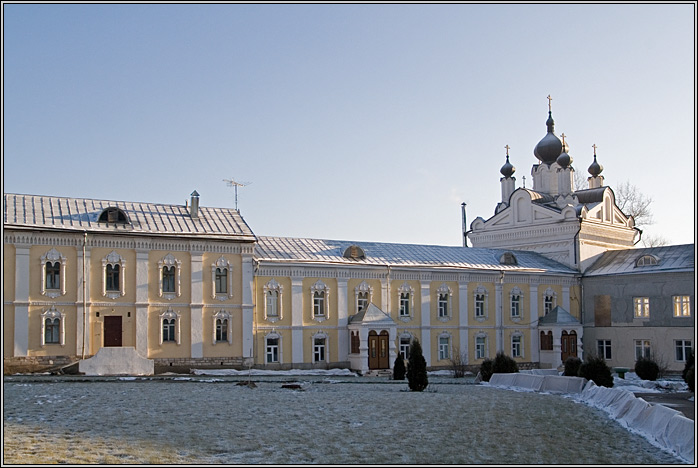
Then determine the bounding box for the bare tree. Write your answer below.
[614,180,654,227]
[448,346,469,378]
[640,233,669,248]
[574,171,588,191]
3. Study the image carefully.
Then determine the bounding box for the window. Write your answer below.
[40,249,66,298]
[98,207,129,224]
[499,252,518,265]
[159,309,180,345]
[510,288,523,318]
[397,283,414,320]
[633,297,650,318]
[635,254,659,267]
[597,340,612,360]
[475,335,486,359]
[263,279,283,322]
[212,311,232,344]
[314,337,326,362]
[511,335,522,358]
[159,254,181,299]
[438,336,450,360]
[355,281,373,313]
[675,340,692,362]
[41,308,64,346]
[216,318,228,342]
[211,256,234,300]
[438,294,449,317]
[540,331,553,351]
[266,336,280,363]
[673,296,691,317]
[635,340,651,360]
[102,251,125,298]
[400,293,410,317]
[350,331,360,354]
[399,336,411,359]
[474,286,488,319]
[436,284,452,320]
[310,280,329,321]
[543,288,557,315]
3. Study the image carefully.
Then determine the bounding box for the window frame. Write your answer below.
[41,307,65,346]
[597,339,612,360]
[355,281,373,314]
[211,256,234,301]
[41,248,67,297]
[397,282,414,321]
[475,334,487,360]
[313,334,327,363]
[438,334,450,360]
[511,334,522,358]
[675,340,692,362]
[158,254,182,300]
[102,251,126,299]
[266,333,281,363]
[673,296,691,317]
[212,310,232,345]
[634,339,651,361]
[159,308,181,345]
[474,286,488,320]
[633,297,650,318]
[310,281,330,322]
[510,287,524,320]
[263,279,283,322]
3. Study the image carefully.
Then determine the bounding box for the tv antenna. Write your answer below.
[223,178,251,211]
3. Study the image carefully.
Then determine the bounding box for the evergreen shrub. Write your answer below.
[493,351,519,374]
[579,355,614,388]
[634,355,660,381]
[563,356,582,377]
[683,350,694,392]
[393,354,406,380]
[406,339,428,391]
[479,358,494,382]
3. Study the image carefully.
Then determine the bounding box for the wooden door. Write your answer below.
[368,331,379,369]
[104,316,122,347]
[561,330,577,362]
[378,331,390,369]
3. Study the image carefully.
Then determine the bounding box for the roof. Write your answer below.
[583,244,695,277]
[538,306,580,325]
[3,193,256,241]
[254,236,578,274]
[348,303,396,326]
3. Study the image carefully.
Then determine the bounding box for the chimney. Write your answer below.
[189,190,200,219]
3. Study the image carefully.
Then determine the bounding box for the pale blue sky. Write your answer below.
[3,3,695,246]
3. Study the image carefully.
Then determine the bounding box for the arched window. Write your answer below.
[437,284,452,320]
[540,330,553,351]
[98,207,129,224]
[398,282,414,321]
[310,281,330,321]
[635,255,659,267]
[474,286,488,320]
[159,254,181,299]
[511,333,523,358]
[355,281,373,313]
[40,248,66,298]
[212,310,232,345]
[102,251,126,299]
[543,288,557,315]
[510,287,524,319]
[211,256,234,300]
[313,332,328,363]
[499,252,518,265]
[159,308,181,345]
[266,332,281,363]
[41,307,65,346]
[264,279,283,322]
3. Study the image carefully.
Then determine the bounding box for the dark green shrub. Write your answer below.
[579,355,614,388]
[479,358,494,382]
[564,356,582,377]
[406,339,428,392]
[634,355,660,381]
[682,350,694,384]
[686,366,694,393]
[393,354,406,380]
[492,351,519,374]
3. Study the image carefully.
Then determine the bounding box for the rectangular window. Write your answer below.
[438,336,449,360]
[314,338,326,362]
[476,336,486,359]
[106,264,120,291]
[45,262,61,290]
[266,338,279,363]
[597,340,612,360]
[399,293,410,317]
[266,291,278,317]
[399,337,411,359]
[673,296,691,317]
[163,266,176,293]
[438,294,448,317]
[216,319,228,342]
[512,335,521,358]
[44,318,60,344]
[635,340,651,360]
[163,319,176,342]
[313,292,325,317]
[633,297,650,318]
[475,295,485,318]
[675,340,692,362]
[511,295,520,318]
[544,296,554,315]
[215,268,227,294]
[357,293,368,313]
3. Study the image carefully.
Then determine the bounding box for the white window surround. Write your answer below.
[40,248,67,298]
[543,287,557,314]
[633,297,650,319]
[475,333,488,360]
[510,287,524,320]
[474,286,489,321]
[211,256,234,301]
[673,296,691,317]
[436,284,453,322]
[263,279,284,322]
[511,332,524,358]
[159,253,182,300]
[310,280,330,322]
[398,332,413,359]
[355,281,374,313]
[102,251,126,299]
[265,331,282,364]
[212,310,233,345]
[312,331,329,363]
[438,333,451,360]
[41,307,65,347]
[397,282,415,322]
[159,308,181,345]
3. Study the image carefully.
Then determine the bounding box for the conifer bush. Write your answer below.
[564,356,582,377]
[492,351,519,374]
[393,354,406,380]
[406,339,428,391]
[479,357,494,382]
[683,350,694,392]
[634,355,660,381]
[578,355,614,388]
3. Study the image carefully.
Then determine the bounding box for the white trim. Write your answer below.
[211,256,234,301]
[40,248,66,298]
[263,279,284,322]
[354,281,374,313]
[212,310,233,345]
[102,251,126,299]
[159,308,181,345]
[436,283,453,322]
[159,253,182,300]
[310,280,330,322]
[40,307,65,347]
[474,285,489,321]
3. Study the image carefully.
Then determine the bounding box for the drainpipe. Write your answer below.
[82,231,87,360]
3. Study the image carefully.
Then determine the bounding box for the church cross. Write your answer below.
[522,175,526,188]
[592,143,598,155]
[505,144,510,156]
[560,133,566,145]
[547,94,553,112]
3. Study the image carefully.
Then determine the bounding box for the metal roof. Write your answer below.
[583,243,695,276]
[254,236,578,274]
[4,193,256,241]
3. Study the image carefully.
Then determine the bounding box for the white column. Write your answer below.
[336,278,349,363]
[562,285,571,312]
[458,282,469,363]
[241,252,254,360]
[420,281,432,365]
[14,245,30,356]
[291,277,304,365]
[529,283,540,364]
[190,251,204,359]
[76,241,91,357]
[495,280,503,353]
[135,249,149,357]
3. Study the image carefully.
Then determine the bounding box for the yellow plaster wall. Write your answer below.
[27,305,78,356]
[470,282,496,325]
[88,248,138,303]
[255,276,292,326]
[430,281,459,325]
[147,307,192,358]
[303,328,338,364]
[147,251,192,303]
[202,309,243,357]
[347,278,383,314]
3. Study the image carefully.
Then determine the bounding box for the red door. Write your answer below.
[104,316,122,347]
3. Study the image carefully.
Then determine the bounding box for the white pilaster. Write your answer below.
[420,281,432,365]
[241,252,254,359]
[135,249,149,357]
[190,251,204,358]
[458,282,469,363]
[14,245,30,357]
[529,282,540,364]
[291,277,304,364]
[495,280,503,353]
[562,285,571,313]
[337,278,349,362]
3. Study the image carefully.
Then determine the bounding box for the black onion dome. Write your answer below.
[588,154,603,177]
[500,155,515,178]
[534,111,563,165]
[556,151,572,169]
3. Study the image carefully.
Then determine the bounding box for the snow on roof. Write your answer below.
[3,193,256,241]
[584,244,695,277]
[254,236,577,274]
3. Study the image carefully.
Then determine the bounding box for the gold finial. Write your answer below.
[547,94,553,112]
[560,133,566,145]
[505,144,510,156]
[592,143,597,156]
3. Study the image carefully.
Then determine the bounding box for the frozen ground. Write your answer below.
[2,370,689,465]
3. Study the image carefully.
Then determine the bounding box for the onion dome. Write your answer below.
[556,133,572,168]
[533,111,563,165]
[500,155,515,178]
[588,154,603,177]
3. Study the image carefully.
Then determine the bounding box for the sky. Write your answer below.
[2,3,695,247]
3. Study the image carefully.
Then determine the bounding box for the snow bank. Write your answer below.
[488,373,586,394]
[191,368,359,377]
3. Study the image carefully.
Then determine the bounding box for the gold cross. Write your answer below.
[592,143,598,155]
[547,94,552,112]
[560,133,566,145]
[505,144,510,156]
